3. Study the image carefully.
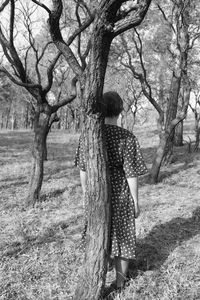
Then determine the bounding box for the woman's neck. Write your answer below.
[105,116,118,126]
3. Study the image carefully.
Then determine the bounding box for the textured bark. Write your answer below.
[174,120,183,146]
[74,116,111,300]
[150,131,166,183]
[26,110,50,206]
[194,114,200,151]
[74,13,113,299]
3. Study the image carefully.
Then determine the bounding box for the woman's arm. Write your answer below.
[127,177,140,218]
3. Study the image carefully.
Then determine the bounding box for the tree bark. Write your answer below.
[174,120,183,146]
[150,130,166,183]
[150,72,181,183]
[26,110,50,206]
[74,115,111,300]
[194,113,200,151]
[74,14,113,299]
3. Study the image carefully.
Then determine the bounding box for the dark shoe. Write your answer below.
[103,281,124,299]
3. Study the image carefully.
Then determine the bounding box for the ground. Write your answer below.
[0,121,200,300]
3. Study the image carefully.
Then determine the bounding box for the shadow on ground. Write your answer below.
[130,206,200,274]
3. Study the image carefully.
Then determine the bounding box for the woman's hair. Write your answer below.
[99,91,123,117]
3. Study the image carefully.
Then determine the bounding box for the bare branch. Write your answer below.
[66,13,94,47]
[51,76,78,112]
[115,5,139,22]
[120,31,164,116]
[189,32,200,50]
[113,0,152,37]
[0,67,42,90]
[10,0,15,47]
[78,0,93,18]
[157,3,176,34]
[48,0,82,76]
[48,0,94,77]
[31,0,51,15]
[43,51,62,94]
[0,0,9,12]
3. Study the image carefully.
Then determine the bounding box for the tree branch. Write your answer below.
[115,5,139,22]
[157,3,176,35]
[43,51,62,94]
[0,67,42,90]
[0,0,9,12]
[48,0,94,77]
[51,76,78,112]
[31,0,51,15]
[10,0,15,47]
[113,0,152,37]
[48,0,82,76]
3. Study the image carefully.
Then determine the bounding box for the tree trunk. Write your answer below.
[194,114,200,151]
[150,73,181,183]
[150,130,166,183]
[0,112,4,129]
[26,111,50,206]
[24,103,29,129]
[5,107,10,129]
[74,12,113,300]
[11,111,16,130]
[163,72,181,160]
[174,120,183,146]
[74,115,111,300]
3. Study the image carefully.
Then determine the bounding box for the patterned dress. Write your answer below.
[75,124,147,259]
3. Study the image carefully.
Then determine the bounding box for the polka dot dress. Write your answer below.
[75,124,148,260]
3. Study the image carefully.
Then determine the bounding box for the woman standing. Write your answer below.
[75,91,147,292]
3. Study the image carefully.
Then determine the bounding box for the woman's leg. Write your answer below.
[115,256,129,288]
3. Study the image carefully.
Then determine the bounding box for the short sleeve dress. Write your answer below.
[75,124,148,260]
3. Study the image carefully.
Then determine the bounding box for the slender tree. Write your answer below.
[189,86,200,151]
[0,0,79,206]
[113,0,195,182]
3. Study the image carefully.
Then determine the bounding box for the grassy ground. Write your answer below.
[0,122,200,300]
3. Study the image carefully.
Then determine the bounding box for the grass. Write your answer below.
[0,122,200,300]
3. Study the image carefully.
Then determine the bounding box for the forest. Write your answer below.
[0,0,200,300]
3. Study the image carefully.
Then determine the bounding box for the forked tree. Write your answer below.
[114,0,195,183]
[0,0,79,206]
[32,0,152,299]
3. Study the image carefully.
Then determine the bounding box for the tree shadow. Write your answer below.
[129,206,200,274]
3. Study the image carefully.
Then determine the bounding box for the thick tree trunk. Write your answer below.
[74,10,113,300]
[74,115,111,300]
[26,111,50,206]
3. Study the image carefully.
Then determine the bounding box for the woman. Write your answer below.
[75,91,147,291]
